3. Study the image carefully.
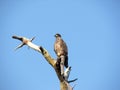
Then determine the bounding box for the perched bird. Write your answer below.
[54,33,68,75]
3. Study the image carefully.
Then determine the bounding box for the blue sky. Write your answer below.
[0,0,120,90]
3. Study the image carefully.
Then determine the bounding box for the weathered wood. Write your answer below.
[12,35,75,90]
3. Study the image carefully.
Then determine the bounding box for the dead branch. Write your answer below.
[12,35,76,90]
[68,78,78,83]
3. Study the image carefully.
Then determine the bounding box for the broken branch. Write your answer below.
[12,35,77,90]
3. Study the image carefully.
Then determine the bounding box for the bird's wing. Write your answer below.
[54,38,68,56]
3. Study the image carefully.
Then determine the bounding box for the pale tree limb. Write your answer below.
[12,35,76,90]
[12,36,56,67]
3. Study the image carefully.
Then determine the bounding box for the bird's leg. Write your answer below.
[60,55,65,76]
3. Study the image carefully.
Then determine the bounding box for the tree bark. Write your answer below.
[12,35,73,90]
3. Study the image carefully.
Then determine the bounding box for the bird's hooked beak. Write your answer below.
[54,34,57,37]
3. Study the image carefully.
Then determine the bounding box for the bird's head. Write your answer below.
[54,33,61,38]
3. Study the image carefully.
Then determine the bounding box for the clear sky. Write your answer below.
[0,0,120,90]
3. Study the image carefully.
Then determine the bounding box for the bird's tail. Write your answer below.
[65,55,68,68]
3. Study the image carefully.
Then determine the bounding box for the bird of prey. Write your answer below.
[54,33,68,75]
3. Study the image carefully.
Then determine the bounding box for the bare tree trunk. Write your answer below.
[12,35,75,90]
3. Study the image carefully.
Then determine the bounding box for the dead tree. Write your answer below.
[12,35,77,90]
